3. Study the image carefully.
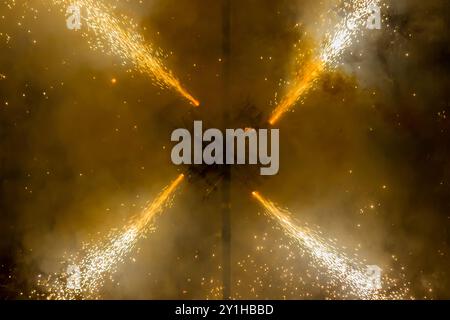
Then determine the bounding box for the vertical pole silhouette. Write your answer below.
[221,0,232,300]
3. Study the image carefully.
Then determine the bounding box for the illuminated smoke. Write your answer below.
[252,191,409,299]
[52,0,199,106]
[36,174,184,300]
[269,0,381,125]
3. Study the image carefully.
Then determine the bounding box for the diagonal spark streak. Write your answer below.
[37,174,184,300]
[252,191,409,299]
[52,0,199,106]
[269,0,380,125]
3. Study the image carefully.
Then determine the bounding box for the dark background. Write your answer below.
[0,0,449,299]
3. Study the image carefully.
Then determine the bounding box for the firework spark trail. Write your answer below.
[269,0,380,125]
[252,191,408,299]
[50,0,199,106]
[38,174,184,300]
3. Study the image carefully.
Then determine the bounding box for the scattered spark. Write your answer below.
[252,191,410,299]
[36,174,184,300]
[51,0,199,106]
[269,0,381,124]
[269,61,323,125]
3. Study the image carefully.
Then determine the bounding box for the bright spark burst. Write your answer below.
[269,0,380,125]
[52,0,199,106]
[252,191,409,299]
[37,174,184,300]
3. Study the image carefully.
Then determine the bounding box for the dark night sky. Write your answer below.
[0,0,450,299]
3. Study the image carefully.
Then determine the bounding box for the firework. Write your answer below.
[269,0,380,125]
[37,174,184,300]
[52,0,199,106]
[252,191,409,299]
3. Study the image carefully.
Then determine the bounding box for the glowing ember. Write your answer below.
[252,191,409,299]
[37,174,184,300]
[269,0,380,124]
[52,0,199,106]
